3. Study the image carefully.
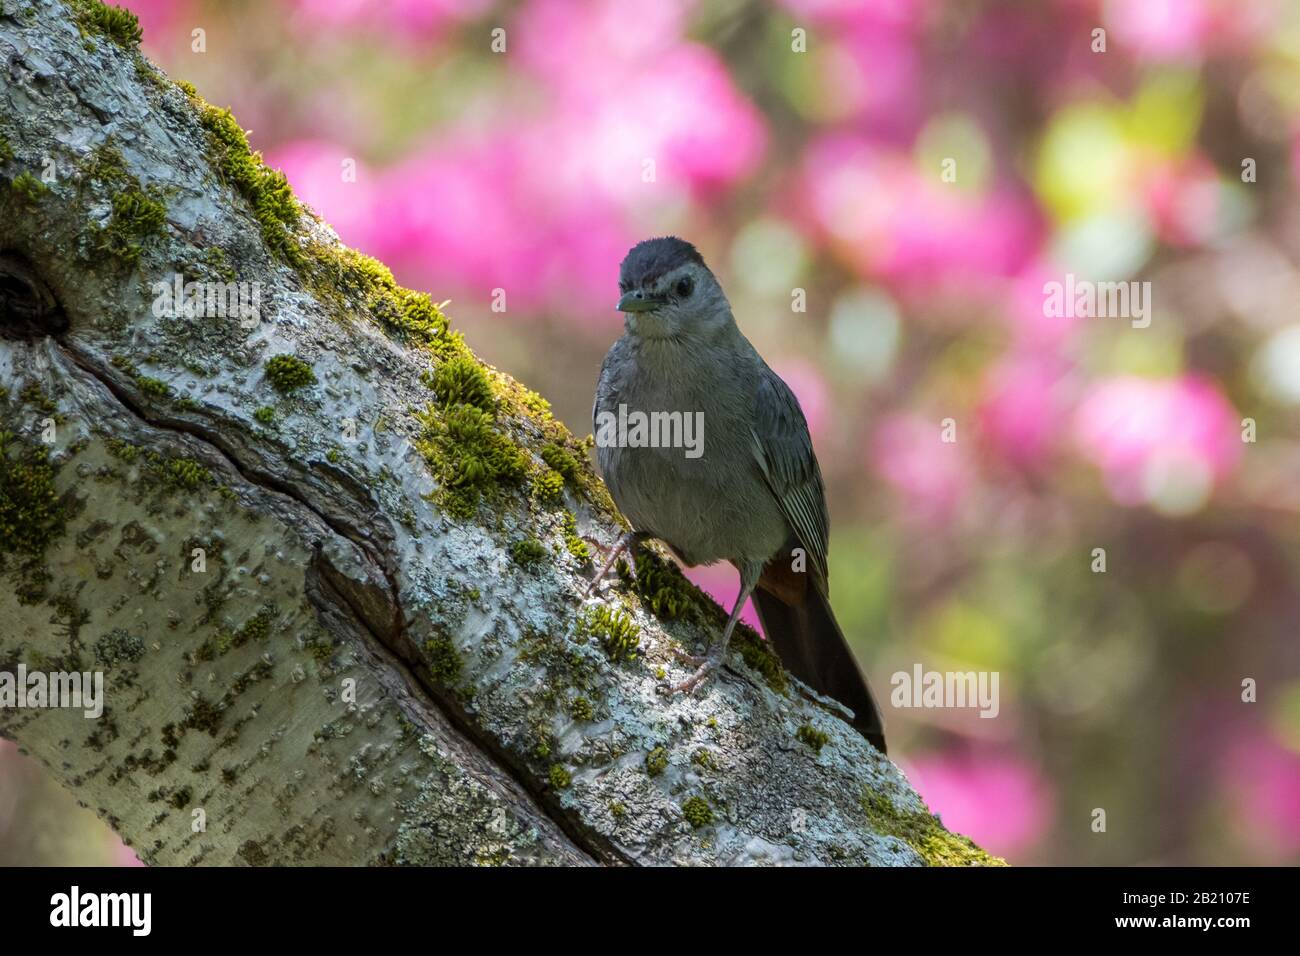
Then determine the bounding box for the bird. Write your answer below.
[588,236,887,753]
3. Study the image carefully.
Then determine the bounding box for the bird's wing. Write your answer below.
[750,361,831,588]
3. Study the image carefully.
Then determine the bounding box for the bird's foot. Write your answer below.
[670,647,725,694]
[582,532,640,598]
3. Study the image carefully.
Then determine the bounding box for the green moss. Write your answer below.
[162,458,210,491]
[264,354,316,394]
[540,443,581,484]
[135,375,169,398]
[105,438,139,462]
[569,696,593,721]
[681,796,713,829]
[18,383,56,414]
[11,171,47,203]
[691,748,716,771]
[860,790,1005,867]
[644,745,668,777]
[510,537,547,569]
[432,355,494,411]
[622,548,700,621]
[733,626,787,695]
[609,801,627,820]
[575,605,639,663]
[99,188,167,265]
[253,406,274,424]
[0,135,13,165]
[326,249,455,355]
[532,469,564,504]
[185,99,301,264]
[0,431,67,605]
[796,724,830,754]
[413,403,528,519]
[560,510,590,564]
[69,0,142,47]
[423,635,462,685]
[548,765,572,790]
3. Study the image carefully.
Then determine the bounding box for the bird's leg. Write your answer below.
[672,575,757,694]
[583,530,647,598]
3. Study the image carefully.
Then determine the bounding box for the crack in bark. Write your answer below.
[56,335,625,865]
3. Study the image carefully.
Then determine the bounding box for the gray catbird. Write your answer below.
[589,236,887,753]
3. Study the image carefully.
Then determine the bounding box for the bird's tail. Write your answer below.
[752,584,887,753]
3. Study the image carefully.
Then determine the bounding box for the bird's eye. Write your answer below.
[675,276,694,298]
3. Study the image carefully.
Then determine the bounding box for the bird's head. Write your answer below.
[616,237,732,341]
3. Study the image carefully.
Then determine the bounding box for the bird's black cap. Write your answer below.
[619,236,706,289]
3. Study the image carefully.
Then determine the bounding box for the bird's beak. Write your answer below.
[617,291,664,313]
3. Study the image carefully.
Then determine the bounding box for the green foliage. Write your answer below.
[253,406,275,424]
[569,696,593,721]
[0,135,13,165]
[681,797,714,829]
[69,0,142,47]
[575,604,639,663]
[264,354,316,394]
[796,724,830,754]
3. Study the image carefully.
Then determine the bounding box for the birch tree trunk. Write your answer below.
[0,0,999,867]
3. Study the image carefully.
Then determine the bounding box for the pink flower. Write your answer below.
[1106,0,1276,63]
[683,564,762,631]
[1074,375,1241,512]
[904,749,1054,860]
[1219,732,1300,859]
[870,412,970,524]
[284,0,491,42]
[116,0,192,51]
[264,141,378,251]
[1140,156,1226,248]
[978,354,1072,469]
[798,135,1041,294]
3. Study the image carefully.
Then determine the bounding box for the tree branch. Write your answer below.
[0,0,999,866]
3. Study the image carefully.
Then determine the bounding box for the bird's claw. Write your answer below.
[670,650,724,694]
